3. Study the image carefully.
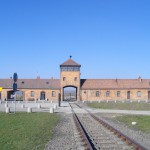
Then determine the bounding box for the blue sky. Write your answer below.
[0,0,150,79]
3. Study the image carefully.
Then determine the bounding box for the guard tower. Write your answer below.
[60,57,81,101]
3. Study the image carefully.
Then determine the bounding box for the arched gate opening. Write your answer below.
[63,86,77,101]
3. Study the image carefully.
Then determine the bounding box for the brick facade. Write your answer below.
[81,89,150,101]
[0,58,150,101]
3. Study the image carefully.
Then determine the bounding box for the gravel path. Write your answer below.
[45,114,85,150]
[95,113,150,150]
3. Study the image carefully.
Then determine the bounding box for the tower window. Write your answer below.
[63,77,66,81]
[74,77,77,81]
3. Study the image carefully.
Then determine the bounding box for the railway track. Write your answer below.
[70,102,147,150]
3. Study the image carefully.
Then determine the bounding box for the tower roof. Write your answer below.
[60,58,81,67]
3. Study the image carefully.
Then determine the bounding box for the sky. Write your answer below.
[0,0,150,79]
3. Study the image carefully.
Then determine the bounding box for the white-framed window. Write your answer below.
[96,91,100,97]
[31,91,34,97]
[137,91,141,97]
[106,91,110,97]
[117,91,121,97]
[52,91,56,97]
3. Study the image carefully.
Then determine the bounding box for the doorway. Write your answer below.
[148,91,150,99]
[40,91,45,100]
[63,86,77,101]
[127,91,130,99]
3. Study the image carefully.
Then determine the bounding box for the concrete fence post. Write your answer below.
[38,104,41,109]
[6,107,10,113]
[5,103,8,108]
[50,108,54,113]
[27,107,32,113]
[53,104,57,109]
[21,104,24,108]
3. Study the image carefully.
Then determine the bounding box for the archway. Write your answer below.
[40,91,45,100]
[63,86,77,101]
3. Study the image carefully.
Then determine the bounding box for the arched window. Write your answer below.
[40,91,45,100]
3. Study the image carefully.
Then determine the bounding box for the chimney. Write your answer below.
[115,78,118,83]
[37,76,40,79]
[138,76,142,82]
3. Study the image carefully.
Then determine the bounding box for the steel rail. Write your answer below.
[69,103,94,150]
[75,103,148,150]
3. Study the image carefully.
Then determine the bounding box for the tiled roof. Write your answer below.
[1,78,150,90]
[60,58,81,67]
[81,79,150,89]
[0,79,60,89]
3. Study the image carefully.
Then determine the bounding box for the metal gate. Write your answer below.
[63,92,76,101]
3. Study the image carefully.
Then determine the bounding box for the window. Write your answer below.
[96,91,100,97]
[117,91,121,97]
[52,91,56,97]
[74,77,77,81]
[31,91,34,97]
[60,66,80,71]
[63,77,66,81]
[106,91,110,97]
[137,91,141,97]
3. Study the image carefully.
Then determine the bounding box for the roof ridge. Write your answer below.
[60,58,81,66]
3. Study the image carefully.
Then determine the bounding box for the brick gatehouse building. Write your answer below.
[1,58,150,101]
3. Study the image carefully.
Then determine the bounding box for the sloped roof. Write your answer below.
[0,79,60,89]
[1,78,150,90]
[60,58,81,67]
[81,79,150,89]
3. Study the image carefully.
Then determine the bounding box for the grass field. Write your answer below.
[0,113,60,150]
[115,115,150,132]
[87,101,150,110]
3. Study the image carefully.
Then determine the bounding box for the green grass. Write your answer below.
[0,113,60,150]
[115,115,150,132]
[87,102,150,110]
